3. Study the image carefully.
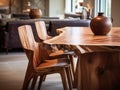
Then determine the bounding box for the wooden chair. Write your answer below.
[18,25,73,90]
[35,21,75,79]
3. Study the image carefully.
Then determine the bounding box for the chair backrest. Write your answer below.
[18,25,42,68]
[35,21,48,40]
[18,25,36,50]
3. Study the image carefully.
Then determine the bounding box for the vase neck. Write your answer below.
[98,12,104,16]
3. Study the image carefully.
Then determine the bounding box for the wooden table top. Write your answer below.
[44,27,120,47]
[44,27,120,90]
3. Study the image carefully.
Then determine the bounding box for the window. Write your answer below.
[95,0,111,17]
[65,0,83,13]
[65,0,111,17]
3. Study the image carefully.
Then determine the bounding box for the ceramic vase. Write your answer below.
[29,9,42,19]
[90,12,112,35]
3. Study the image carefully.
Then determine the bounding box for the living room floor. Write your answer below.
[0,51,77,90]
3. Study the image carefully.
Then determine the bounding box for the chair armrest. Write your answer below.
[48,50,75,59]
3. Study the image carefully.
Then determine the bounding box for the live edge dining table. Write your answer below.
[44,27,120,90]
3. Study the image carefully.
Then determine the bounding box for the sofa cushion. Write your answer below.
[0,14,2,19]
[1,14,11,19]
[0,18,17,27]
[12,13,30,19]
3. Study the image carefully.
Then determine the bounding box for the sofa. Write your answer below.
[49,19,90,36]
[0,18,90,53]
[0,18,53,53]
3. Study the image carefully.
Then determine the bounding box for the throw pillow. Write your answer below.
[2,14,11,19]
[0,14,2,19]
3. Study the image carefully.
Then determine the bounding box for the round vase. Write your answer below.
[29,9,42,19]
[90,12,112,35]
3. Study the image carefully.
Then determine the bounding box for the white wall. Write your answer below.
[49,0,65,18]
[88,0,120,26]
[111,0,120,26]
[65,0,72,13]
[47,0,120,26]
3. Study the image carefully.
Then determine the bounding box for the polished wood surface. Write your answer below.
[77,51,120,90]
[44,27,120,90]
[44,27,120,46]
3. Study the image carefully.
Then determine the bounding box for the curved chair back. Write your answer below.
[18,25,42,68]
[35,21,48,40]
[18,25,36,50]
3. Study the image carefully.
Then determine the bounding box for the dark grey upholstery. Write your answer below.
[49,19,90,36]
[0,19,51,53]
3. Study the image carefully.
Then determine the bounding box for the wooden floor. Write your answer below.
[0,52,77,90]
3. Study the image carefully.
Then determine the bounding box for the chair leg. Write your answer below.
[69,55,75,75]
[31,75,38,90]
[73,58,79,88]
[22,66,33,90]
[38,74,46,90]
[42,75,46,81]
[60,68,68,90]
[22,74,33,90]
[65,66,73,90]
[68,54,75,87]
[70,63,75,85]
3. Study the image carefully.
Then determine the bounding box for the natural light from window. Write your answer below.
[95,0,111,17]
[65,0,111,17]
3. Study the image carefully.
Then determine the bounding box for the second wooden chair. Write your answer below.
[35,21,76,85]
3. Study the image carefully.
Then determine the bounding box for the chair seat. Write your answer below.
[36,58,69,71]
[49,50,64,56]
[49,50,75,58]
[46,35,52,40]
